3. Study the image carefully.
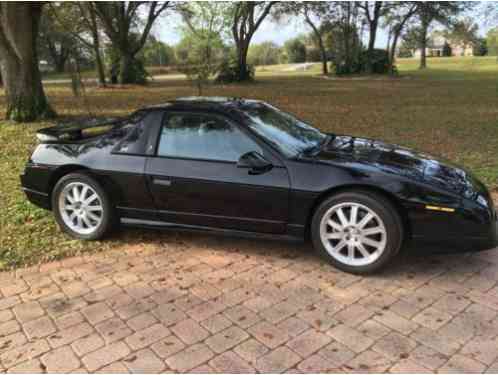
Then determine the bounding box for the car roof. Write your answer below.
[142,96,264,113]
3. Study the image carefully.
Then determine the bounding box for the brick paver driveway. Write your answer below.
[1,231,498,373]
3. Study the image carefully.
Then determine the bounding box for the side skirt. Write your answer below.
[120,217,305,243]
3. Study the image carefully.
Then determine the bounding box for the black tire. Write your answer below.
[51,172,115,240]
[311,190,403,274]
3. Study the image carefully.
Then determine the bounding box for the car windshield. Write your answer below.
[242,103,327,158]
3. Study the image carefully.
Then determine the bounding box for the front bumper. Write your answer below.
[410,219,498,254]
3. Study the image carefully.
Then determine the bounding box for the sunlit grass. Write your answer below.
[397,56,498,80]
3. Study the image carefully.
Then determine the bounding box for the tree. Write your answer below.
[487,28,498,56]
[445,18,479,56]
[177,2,229,94]
[38,9,74,73]
[415,2,468,69]
[48,3,107,87]
[277,2,334,75]
[322,3,363,75]
[383,2,419,74]
[93,2,173,84]
[358,1,385,74]
[0,3,56,122]
[284,38,307,63]
[248,42,281,66]
[473,38,487,56]
[400,26,423,53]
[229,2,276,81]
[142,36,175,66]
[397,42,413,58]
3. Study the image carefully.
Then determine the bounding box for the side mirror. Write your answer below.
[237,151,273,175]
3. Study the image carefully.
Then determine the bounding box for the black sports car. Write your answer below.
[21,97,497,274]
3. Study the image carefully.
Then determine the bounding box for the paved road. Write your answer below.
[1,232,498,373]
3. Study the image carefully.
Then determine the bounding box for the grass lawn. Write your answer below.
[1,56,497,270]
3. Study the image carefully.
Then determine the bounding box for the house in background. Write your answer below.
[413,31,474,58]
[39,60,54,73]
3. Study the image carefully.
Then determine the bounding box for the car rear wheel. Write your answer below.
[52,173,114,240]
[311,191,403,274]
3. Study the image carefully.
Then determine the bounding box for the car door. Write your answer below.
[145,111,290,234]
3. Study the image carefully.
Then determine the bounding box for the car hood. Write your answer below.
[315,135,488,200]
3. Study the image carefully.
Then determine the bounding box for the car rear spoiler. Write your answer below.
[36,117,123,142]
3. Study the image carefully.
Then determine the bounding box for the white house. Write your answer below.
[413,32,474,58]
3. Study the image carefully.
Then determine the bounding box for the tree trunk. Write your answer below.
[365,2,382,74]
[366,20,378,73]
[119,51,135,84]
[386,27,392,52]
[54,56,66,73]
[94,47,106,87]
[237,42,250,81]
[1,47,55,122]
[88,4,106,87]
[46,37,68,73]
[320,44,328,76]
[389,27,401,75]
[343,24,352,73]
[0,4,56,122]
[419,20,428,69]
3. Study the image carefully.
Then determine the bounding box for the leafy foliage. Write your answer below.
[284,38,307,64]
[92,2,173,84]
[444,18,479,56]
[106,42,149,85]
[176,2,230,94]
[215,58,255,84]
[322,19,363,75]
[142,36,176,66]
[248,42,282,66]
[227,2,277,81]
[473,38,488,57]
[335,49,390,75]
[486,28,498,56]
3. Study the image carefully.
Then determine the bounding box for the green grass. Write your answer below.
[1,56,498,270]
[397,56,498,80]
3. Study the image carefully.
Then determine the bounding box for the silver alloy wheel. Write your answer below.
[319,202,387,267]
[58,182,103,235]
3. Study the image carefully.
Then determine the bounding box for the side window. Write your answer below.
[157,113,263,162]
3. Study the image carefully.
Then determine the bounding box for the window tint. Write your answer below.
[242,103,325,158]
[113,111,149,154]
[157,113,263,162]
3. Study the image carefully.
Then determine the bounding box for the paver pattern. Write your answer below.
[1,231,498,373]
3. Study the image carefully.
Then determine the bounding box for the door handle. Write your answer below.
[153,178,172,187]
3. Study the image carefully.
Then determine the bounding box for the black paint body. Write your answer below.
[20,98,498,253]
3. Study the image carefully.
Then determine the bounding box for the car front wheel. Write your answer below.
[52,173,114,240]
[311,191,403,274]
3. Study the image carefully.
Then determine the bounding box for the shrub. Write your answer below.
[473,38,488,56]
[334,49,390,75]
[360,49,390,74]
[214,59,254,84]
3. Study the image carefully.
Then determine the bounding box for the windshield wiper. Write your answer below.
[297,134,332,158]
